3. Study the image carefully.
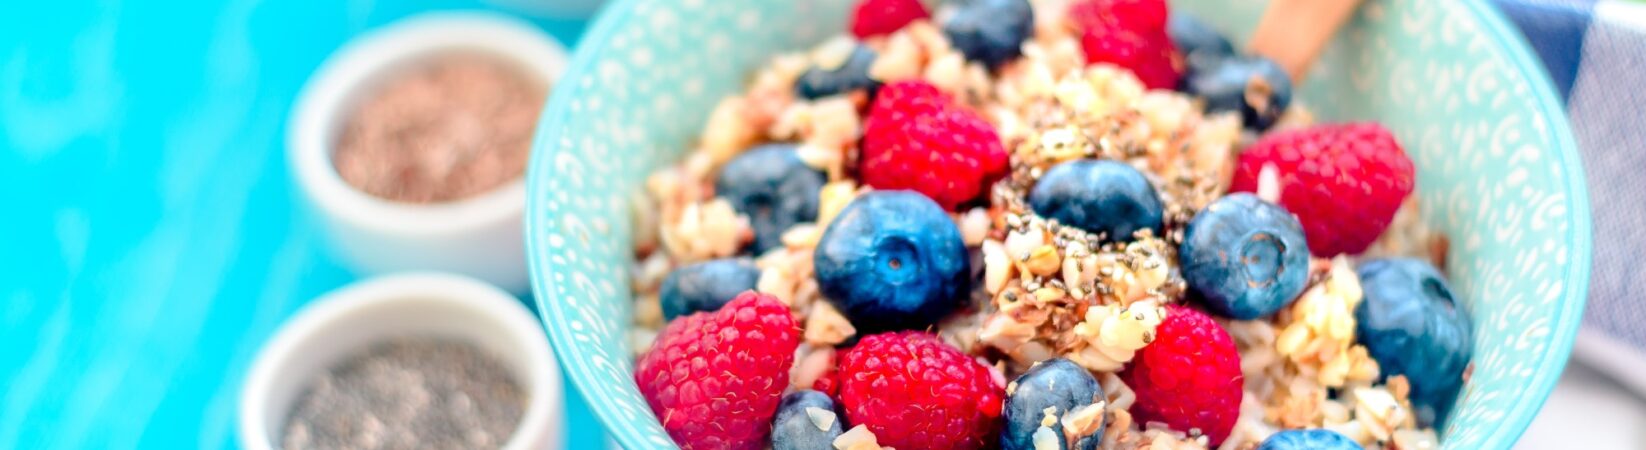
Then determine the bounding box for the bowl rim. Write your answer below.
[1454,1,1590,447]
[525,1,1593,448]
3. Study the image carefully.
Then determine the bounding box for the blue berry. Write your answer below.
[1356,258,1472,426]
[814,190,969,332]
[796,44,880,100]
[1028,159,1164,243]
[1257,429,1363,450]
[1166,13,1234,78]
[1184,55,1292,130]
[659,259,761,321]
[943,0,1034,68]
[716,143,828,253]
[1002,359,1104,450]
[1181,193,1311,319]
[771,390,845,450]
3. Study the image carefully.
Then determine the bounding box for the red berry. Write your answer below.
[1228,122,1415,257]
[813,362,841,397]
[850,0,931,38]
[1070,0,1182,90]
[1069,0,1169,32]
[837,332,1004,450]
[1120,305,1242,445]
[860,81,1009,210]
[634,292,801,450]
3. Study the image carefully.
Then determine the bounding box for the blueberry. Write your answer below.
[716,143,828,253]
[1184,55,1292,130]
[1002,359,1104,450]
[771,390,845,450]
[1181,193,1310,319]
[797,44,880,100]
[1356,258,1472,426]
[814,190,969,332]
[1257,429,1364,450]
[1028,159,1164,243]
[942,0,1034,68]
[1167,13,1235,78]
[659,259,761,321]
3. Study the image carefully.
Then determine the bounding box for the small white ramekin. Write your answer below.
[289,12,567,294]
[239,272,562,450]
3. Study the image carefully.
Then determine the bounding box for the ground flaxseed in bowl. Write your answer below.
[331,54,545,204]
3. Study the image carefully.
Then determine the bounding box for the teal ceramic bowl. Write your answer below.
[526,0,1591,448]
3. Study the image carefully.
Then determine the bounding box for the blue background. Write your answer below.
[0,0,603,448]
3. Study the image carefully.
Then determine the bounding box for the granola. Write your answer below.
[626,1,1452,448]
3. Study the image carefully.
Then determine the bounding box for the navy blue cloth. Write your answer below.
[1493,0,1595,99]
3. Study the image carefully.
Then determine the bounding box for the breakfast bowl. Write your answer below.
[525,0,1591,448]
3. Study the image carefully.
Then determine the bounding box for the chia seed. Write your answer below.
[281,338,526,450]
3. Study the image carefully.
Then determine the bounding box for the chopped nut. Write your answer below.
[818,180,859,226]
[834,424,883,450]
[959,208,992,246]
[805,406,838,432]
[701,98,759,165]
[782,223,823,249]
[792,346,836,390]
[984,239,1015,295]
[1032,426,1060,450]
[1061,401,1106,444]
[805,301,858,346]
[809,36,857,70]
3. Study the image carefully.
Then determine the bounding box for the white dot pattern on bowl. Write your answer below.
[527,1,1590,449]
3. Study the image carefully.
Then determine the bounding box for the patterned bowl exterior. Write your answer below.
[525,0,1591,448]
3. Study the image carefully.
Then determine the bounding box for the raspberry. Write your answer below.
[860,81,1009,210]
[850,0,930,38]
[1120,305,1242,445]
[812,362,840,397]
[634,292,801,450]
[1228,122,1415,257]
[1069,0,1168,32]
[837,332,1004,450]
[1070,0,1183,90]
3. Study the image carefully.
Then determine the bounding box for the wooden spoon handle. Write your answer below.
[1248,0,1365,82]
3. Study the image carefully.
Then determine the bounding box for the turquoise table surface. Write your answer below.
[0,0,605,448]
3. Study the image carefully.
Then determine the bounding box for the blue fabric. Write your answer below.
[1493,0,1595,99]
